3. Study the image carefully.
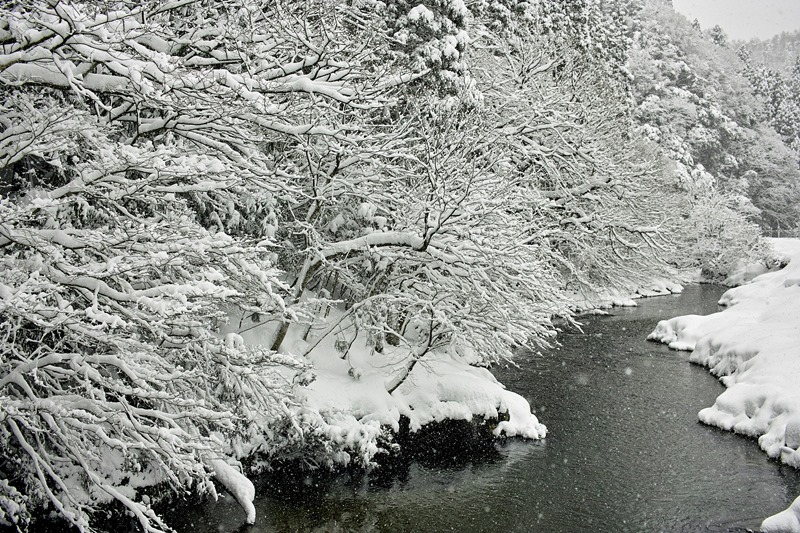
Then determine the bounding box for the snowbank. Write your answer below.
[230,302,548,466]
[569,276,688,315]
[647,238,800,530]
[293,324,547,445]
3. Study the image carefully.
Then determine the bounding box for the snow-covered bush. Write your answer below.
[678,192,769,280]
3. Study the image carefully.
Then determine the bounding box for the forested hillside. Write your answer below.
[739,39,800,160]
[630,1,800,233]
[744,29,800,72]
[0,0,792,531]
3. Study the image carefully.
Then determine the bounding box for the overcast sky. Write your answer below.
[672,0,800,41]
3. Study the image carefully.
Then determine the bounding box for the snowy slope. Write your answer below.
[229,301,549,470]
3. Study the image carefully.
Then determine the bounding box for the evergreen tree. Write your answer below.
[709,25,728,48]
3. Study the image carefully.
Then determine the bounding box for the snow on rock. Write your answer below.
[494,388,547,439]
[648,238,800,526]
[634,278,684,298]
[226,299,550,467]
[762,495,800,533]
[209,459,256,525]
[301,341,547,442]
[568,276,688,315]
[391,350,547,438]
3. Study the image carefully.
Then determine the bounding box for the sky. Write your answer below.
[672,0,800,41]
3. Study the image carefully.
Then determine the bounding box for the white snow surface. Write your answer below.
[233,303,548,454]
[291,323,548,441]
[209,459,255,525]
[762,495,800,533]
[647,238,800,530]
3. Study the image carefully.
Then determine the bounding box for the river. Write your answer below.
[172,284,800,532]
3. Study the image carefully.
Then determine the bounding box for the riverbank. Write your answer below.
[210,273,690,523]
[171,283,800,533]
[648,238,800,531]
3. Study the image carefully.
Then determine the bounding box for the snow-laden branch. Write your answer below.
[0,1,407,528]
[317,231,426,260]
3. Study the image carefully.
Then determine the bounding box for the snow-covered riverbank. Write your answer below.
[261,276,690,459]
[648,238,800,531]
[206,271,692,524]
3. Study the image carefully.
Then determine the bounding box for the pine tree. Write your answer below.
[709,25,728,47]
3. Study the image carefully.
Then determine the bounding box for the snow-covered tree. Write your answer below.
[738,42,800,159]
[679,191,769,279]
[473,19,676,298]
[281,103,575,391]
[271,0,675,384]
[709,24,728,48]
[0,0,396,529]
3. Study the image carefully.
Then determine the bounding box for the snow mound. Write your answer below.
[647,313,710,351]
[303,346,547,442]
[231,297,548,471]
[762,495,800,533]
[392,351,547,438]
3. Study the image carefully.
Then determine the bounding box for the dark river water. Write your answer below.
[173,284,800,533]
